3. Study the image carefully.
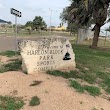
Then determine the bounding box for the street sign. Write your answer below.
[10,8,22,53]
[11,8,22,17]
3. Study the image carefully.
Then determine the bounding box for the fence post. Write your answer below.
[104,31,107,47]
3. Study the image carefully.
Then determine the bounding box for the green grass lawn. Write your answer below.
[0,31,50,37]
[47,44,110,96]
[74,44,110,88]
[73,45,110,73]
[0,30,73,38]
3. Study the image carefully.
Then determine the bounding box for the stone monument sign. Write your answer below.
[19,37,76,74]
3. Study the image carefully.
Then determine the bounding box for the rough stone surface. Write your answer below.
[19,36,76,74]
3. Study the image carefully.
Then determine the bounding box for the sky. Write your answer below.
[0,0,110,29]
[0,0,70,27]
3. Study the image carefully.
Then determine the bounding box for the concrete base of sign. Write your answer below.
[18,36,76,74]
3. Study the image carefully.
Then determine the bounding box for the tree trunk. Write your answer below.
[91,25,101,48]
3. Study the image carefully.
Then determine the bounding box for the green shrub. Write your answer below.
[70,80,84,93]
[29,96,40,106]
[84,85,101,96]
[0,95,24,110]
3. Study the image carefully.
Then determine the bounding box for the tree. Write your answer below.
[25,16,47,31]
[60,3,93,35]
[60,7,69,23]
[33,16,47,31]
[91,0,110,48]
[67,23,79,35]
[25,21,34,29]
[61,0,110,48]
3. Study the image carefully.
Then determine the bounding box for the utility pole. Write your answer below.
[49,8,52,34]
[15,16,17,53]
[49,8,57,35]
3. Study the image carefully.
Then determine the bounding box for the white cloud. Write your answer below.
[0,0,4,9]
[0,0,5,8]
[0,3,4,8]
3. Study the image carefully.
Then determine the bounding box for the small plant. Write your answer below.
[0,50,20,57]
[105,87,110,93]
[0,95,24,110]
[84,85,101,96]
[29,96,40,106]
[91,108,98,110]
[45,90,49,94]
[30,81,42,86]
[79,101,83,104]
[70,80,84,93]
[104,77,110,86]
[10,90,18,96]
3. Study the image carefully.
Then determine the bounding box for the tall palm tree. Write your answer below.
[65,0,110,48]
[91,0,110,48]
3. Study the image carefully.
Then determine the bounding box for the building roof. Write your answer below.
[55,26,67,31]
[0,19,9,24]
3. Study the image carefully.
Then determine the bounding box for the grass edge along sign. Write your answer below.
[11,8,22,17]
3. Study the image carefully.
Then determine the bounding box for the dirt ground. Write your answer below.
[0,71,109,110]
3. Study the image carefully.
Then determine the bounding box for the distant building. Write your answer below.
[55,26,67,31]
[48,26,67,31]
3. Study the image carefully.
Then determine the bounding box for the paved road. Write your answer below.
[0,37,42,52]
[0,36,74,52]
